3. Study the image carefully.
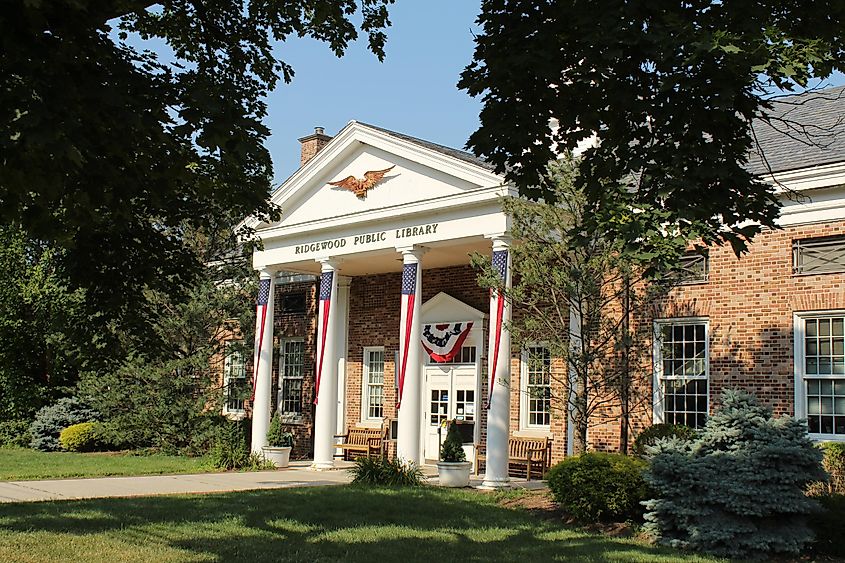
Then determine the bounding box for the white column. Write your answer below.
[250,269,276,454]
[396,246,425,464]
[335,276,352,437]
[482,237,513,489]
[312,260,340,470]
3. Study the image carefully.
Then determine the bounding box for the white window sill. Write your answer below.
[811,434,845,442]
[513,428,553,439]
[358,420,383,429]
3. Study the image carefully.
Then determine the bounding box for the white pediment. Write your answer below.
[421,292,487,324]
[255,121,505,235]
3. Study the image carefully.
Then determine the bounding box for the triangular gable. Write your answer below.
[253,121,504,233]
[421,292,487,324]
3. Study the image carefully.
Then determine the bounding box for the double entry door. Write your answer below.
[423,348,479,465]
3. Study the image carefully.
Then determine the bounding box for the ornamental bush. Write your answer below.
[29,397,98,452]
[632,423,696,456]
[644,389,826,559]
[349,456,424,486]
[440,421,466,462]
[547,452,649,522]
[266,413,294,448]
[0,420,31,448]
[208,419,251,470]
[59,422,102,452]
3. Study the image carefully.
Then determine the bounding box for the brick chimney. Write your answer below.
[298,126,332,166]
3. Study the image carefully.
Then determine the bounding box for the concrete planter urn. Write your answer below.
[262,446,292,468]
[437,461,472,487]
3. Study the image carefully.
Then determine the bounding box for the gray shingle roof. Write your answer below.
[357,121,496,172]
[748,86,845,175]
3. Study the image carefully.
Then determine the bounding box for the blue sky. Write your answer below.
[265,1,484,183]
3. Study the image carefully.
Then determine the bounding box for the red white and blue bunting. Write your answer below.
[421,321,474,363]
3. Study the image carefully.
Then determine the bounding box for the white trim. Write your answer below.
[652,317,710,426]
[765,161,845,194]
[519,344,552,431]
[361,346,386,425]
[793,309,845,441]
[278,337,306,418]
[222,341,247,416]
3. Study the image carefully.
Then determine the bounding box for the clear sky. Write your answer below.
[265,0,484,184]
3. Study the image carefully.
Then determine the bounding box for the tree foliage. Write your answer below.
[1,0,393,313]
[460,0,845,254]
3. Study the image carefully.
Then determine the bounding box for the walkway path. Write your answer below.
[0,461,352,503]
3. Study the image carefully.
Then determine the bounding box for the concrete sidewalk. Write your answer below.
[0,461,352,503]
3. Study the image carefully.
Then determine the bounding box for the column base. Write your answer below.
[309,460,336,471]
[477,475,510,490]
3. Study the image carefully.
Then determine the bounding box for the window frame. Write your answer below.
[676,251,710,284]
[361,346,386,425]
[277,337,305,418]
[794,310,845,441]
[222,341,247,415]
[793,236,845,276]
[519,343,552,431]
[652,317,710,427]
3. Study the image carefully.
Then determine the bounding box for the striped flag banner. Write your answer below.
[396,262,417,410]
[313,270,334,405]
[250,278,272,402]
[487,249,508,408]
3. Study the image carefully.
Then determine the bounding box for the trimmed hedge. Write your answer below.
[59,422,102,452]
[547,452,649,522]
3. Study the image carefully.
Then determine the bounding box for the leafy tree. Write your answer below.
[0,225,96,423]
[460,1,845,254]
[1,0,393,315]
[473,157,687,453]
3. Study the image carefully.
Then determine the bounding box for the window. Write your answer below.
[654,320,709,429]
[676,252,709,284]
[425,346,477,365]
[793,236,845,275]
[521,345,552,429]
[280,292,306,314]
[278,339,305,416]
[797,314,845,438]
[363,348,385,421]
[223,342,247,414]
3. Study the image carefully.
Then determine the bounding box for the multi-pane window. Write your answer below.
[524,346,552,427]
[455,389,475,422]
[803,316,845,436]
[278,339,305,416]
[223,342,247,413]
[655,321,709,429]
[676,252,709,284]
[280,292,306,314]
[430,389,449,426]
[363,348,385,421]
[793,236,845,275]
[426,346,477,365]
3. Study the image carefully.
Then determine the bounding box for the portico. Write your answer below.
[248,121,518,486]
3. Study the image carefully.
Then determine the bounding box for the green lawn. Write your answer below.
[0,448,213,481]
[0,486,721,562]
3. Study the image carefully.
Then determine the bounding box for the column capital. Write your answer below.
[396,245,428,262]
[316,258,341,272]
[337,275,352,288]
[484,233,512,251]
[257,267,277,280]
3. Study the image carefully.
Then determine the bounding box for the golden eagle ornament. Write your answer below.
[328,166,395,199]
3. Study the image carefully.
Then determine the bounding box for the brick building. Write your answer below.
[236,87,845,485]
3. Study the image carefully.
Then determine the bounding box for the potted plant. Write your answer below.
[437,421,472,487]
[262,413,294,468]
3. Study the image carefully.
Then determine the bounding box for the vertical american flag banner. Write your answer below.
[251,278,272,401]
[396,262,418,410]
[487,249,509,408]
[313,270,334,405]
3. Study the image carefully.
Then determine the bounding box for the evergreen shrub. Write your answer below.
[266,413,294,448]
[29,397,98,452]
[208,419,251,470]
[547,452,649,522]
[440,421,467,462]
[349,456,424,486]
[644,389,826,559]
[0,420,31,448]
[59,422,102,452]
[633,423,696,456]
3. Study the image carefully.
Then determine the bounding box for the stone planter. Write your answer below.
[262,446,292,468]
[437,461,472,487]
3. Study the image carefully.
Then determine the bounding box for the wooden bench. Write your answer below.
[475,436,551,480]
[334,427,385,461]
